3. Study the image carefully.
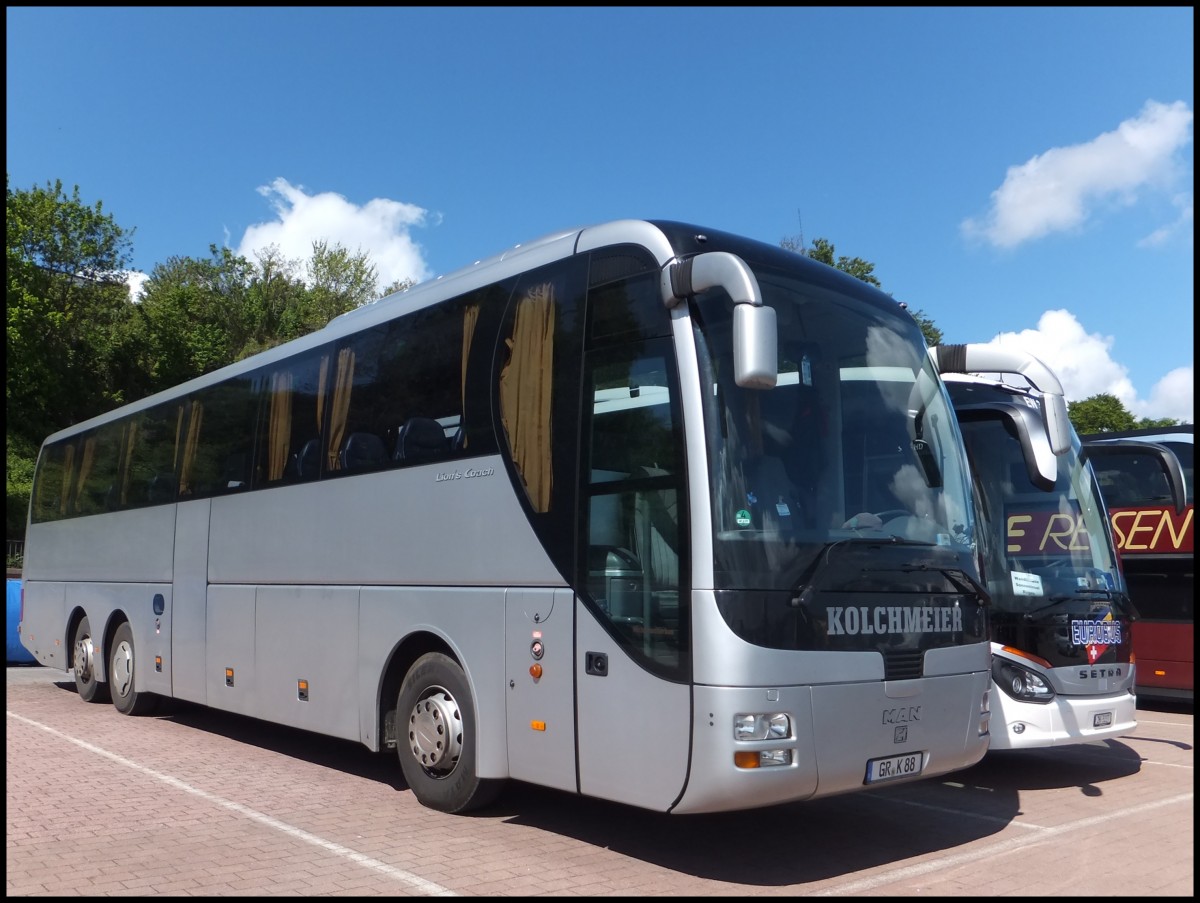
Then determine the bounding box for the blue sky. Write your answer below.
[7,7,1193,422]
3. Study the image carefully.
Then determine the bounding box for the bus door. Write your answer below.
[574,340,691,811]
[170,498,211,704]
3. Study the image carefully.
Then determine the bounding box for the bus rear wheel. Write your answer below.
[396,652,502,813]
[109,621,158,716]
[72,616,110,704]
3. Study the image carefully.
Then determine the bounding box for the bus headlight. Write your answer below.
[733,712,791,741]
[993,659,1055,704]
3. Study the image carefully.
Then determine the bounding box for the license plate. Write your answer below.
[1093,711,1113,728]
[864,752,924,784]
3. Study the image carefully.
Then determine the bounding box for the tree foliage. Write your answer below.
[6,174,415,550]
[781,232,942,346]
[7,175,139,442]
[1068,393,1138,434]
[806,237,882,288]
[1068,393,1181,434]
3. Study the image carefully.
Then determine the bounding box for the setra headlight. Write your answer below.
[992,658,1055,704]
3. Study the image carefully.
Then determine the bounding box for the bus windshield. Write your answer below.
[951,385,1130,635]
[692,264,978,595]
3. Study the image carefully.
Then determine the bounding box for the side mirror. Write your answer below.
[733,304,778,389]
[1081,440,1187,514]
[665,251,777,389]
[932,343,1072,455]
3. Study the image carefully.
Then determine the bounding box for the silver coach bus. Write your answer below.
[21,219,991,814]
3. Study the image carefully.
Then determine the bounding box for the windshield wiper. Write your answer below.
[1022,590,1113,619]
[897,564,991,604]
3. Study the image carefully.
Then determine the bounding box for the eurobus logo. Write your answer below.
[1108,505,1193,555]
[1070,613,1121,664]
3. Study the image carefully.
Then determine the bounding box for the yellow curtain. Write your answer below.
[460,303,481,449]
[268,371,293,481]
[317,354,329,436]
[173,405,185,474]
[59,443,76,516]
[180,401,203,495]
[327,347,355,472]
[120,421,138,506]
[498,283,555,512]
[73,438,96,514]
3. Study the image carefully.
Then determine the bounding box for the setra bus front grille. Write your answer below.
[883,650,924,680]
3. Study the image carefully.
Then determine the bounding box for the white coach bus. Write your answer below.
[20,219,991,814]
[934,343,1184,749]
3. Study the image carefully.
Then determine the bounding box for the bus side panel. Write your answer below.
[206,462,562,588]
[256,585,360,741]
[359,587,509,771]
[19,581,67,670]
[574,599,690,812]
[135,583,174,700]
[54,582,172,695]
[1134,620,1195,696]
[206,584,257,717]
[171,499,211,705]
[22,508,175,584]
[504,588,576,793]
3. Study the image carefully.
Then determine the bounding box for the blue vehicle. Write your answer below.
[7,577,36,664]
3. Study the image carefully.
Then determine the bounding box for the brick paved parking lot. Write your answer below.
[6,664,1193,896]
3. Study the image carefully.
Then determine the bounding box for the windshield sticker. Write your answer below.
[735,509,752,527]
[1010,571,1043,596]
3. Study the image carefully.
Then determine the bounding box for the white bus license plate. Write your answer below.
[865,752,923,784]
[1093,711,1113,728]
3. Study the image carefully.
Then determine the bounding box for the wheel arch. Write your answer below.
[377,630,458,751]
[66,606,130,683]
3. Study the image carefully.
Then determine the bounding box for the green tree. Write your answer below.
[1069,393,1183,434]
[806,237,882,288]
[7,176,141,550]
[135,245,260,391]
[781,232,943,346]
[7,176,139,440]
[1068,393,1138,434]
[137,239,388,384]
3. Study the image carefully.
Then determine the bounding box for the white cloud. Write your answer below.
[983,309,1193,424]
[235,178,434,290]
[962,100,1194,248]
[125,270,149,302]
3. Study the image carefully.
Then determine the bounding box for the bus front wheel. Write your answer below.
[109,622,158,716]
[72,616,110,704]
[396,652,502,813]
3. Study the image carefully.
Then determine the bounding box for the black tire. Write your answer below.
[396,652,502,813]
[108,621,158,716]
[72,616,110,704]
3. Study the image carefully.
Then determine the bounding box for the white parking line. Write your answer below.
[819,790,1193,895]
[7,710,457,897]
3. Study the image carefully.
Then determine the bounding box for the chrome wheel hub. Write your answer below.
[407,687,463,775]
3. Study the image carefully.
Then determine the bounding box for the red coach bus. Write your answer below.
[1083,426,1193,702]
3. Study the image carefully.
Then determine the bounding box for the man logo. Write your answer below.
[895,725,908,743]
